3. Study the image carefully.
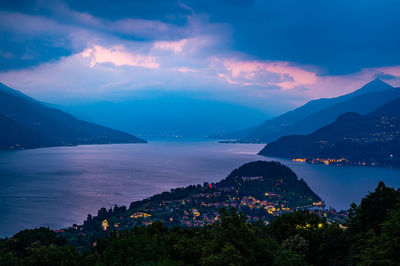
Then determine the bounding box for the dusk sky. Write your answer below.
[1,0,400,117]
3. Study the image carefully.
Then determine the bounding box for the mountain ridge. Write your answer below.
[213,79,395,142]
[0,83,146,150]
[259,96,400,167]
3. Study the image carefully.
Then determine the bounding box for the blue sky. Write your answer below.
[1,0,400,134]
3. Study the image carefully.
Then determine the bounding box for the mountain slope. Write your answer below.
[63,95,266,139]
[269,85,400,137]
[240,79,394,142]
[259,97,400,167]
[0,83,146,149]
[0,114,46,149]
[79,161,322,232]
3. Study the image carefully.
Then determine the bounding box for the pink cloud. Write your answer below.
[153,39,188,53]
[265,62,317,88]
[372,66,400,86]
[218,73,256,86]
[81,45,159,69]
[218,73,240,84]
[306,65,400,99]
[175,67,197,73]
[219,59,317,89]
[215,59,400,99]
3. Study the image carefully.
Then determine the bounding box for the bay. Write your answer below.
[0,140,399,237]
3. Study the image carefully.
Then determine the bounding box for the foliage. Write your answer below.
[1,182,400,265]
[346,182,400,265]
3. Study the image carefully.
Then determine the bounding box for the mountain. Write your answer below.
[265,84,400,139]
[78,161,322,232]
[62,95,267,139]
[0,83,146,149]
[259,97,400,167]
[0,113,45,149]
[222,79,394,142]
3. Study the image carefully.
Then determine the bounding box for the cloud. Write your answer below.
[174,67,197,73]
[0,10,75,70]
[185,0,400,75]
[81,45,159,68]
[374,72,397,80]
[2,43,400,117]
[0,3,189,71]
[3,0,400,75]
[218,73,252,86]
[216,59,317,89]
[2,0,400,116]
[372,66,400,78]
[65,0,189,23]
[153,39,188,53]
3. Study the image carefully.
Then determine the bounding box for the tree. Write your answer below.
[347,181,399,235]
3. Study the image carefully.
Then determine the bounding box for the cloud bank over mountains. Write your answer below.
[1,0,400,113]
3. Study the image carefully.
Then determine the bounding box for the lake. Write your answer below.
[1,140,400,237]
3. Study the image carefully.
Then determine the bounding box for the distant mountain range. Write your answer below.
[62,94,267,139]
[259,96,400,167]
[0,83,146,150]
[214,79,398,143]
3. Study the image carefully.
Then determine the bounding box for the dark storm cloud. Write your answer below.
[0,1,76,70]
[185,0,400,75]
[66,0,190,23]
[0,25,73,71]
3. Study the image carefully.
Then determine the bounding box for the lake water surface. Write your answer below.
[1,140,399,237]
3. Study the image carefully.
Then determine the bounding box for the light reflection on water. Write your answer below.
[0,140,399,237]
